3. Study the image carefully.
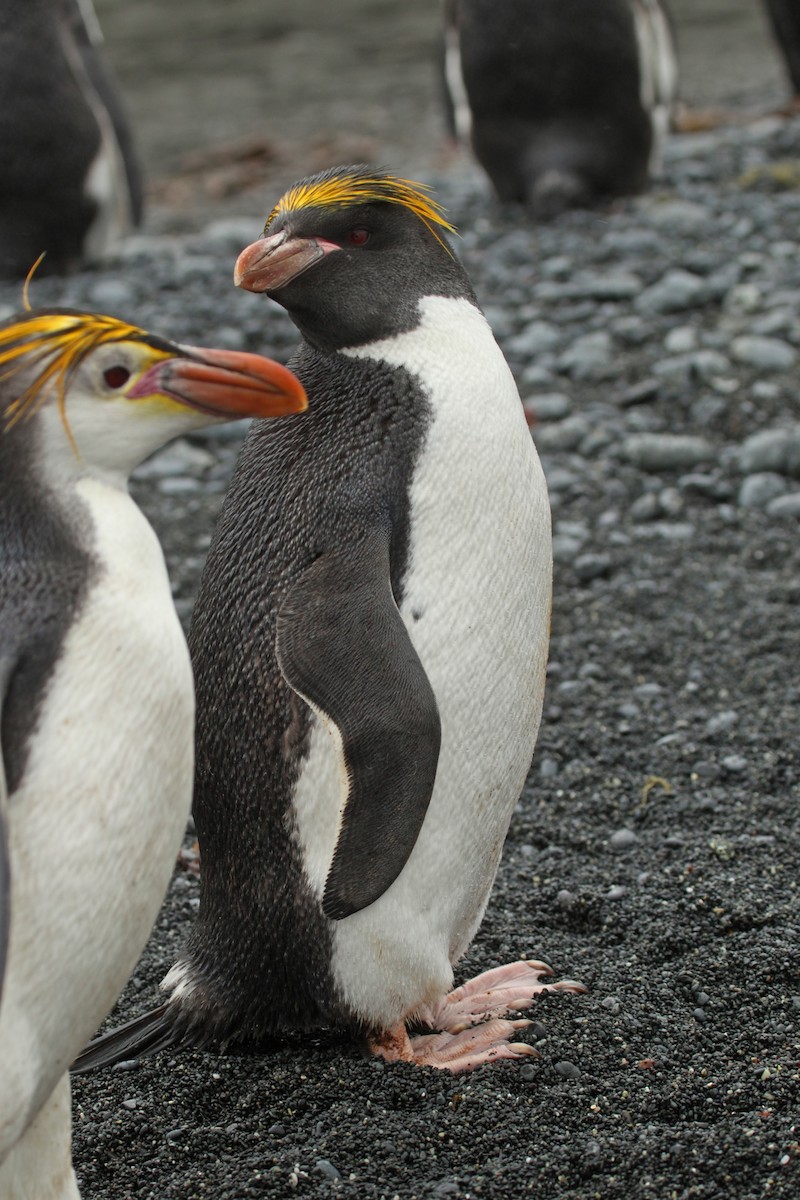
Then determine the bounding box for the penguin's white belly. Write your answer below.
[0,478,194,1154]
[293,297,552,1026]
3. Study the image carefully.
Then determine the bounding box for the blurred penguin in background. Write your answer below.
[0,0,143,279]
[441,0,678,218]
[763,0,800,100]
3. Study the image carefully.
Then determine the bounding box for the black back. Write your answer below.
[451,0,654,210]
[0,0,141,278]
[184,346,433,1039]
[0,419,94,795]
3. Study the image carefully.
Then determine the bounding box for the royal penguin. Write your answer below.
[441,0,678,216]
[0,307,305,1199]
[763,0,800,99]
[0,0,143,279]
[74,165,583,1077]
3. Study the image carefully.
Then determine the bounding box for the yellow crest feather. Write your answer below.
[266,166,457,250]
[0,310,153,447]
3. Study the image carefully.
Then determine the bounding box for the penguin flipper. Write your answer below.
[70,1003,176,1074]
[277,528,441,921]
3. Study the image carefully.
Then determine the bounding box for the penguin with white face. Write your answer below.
[0,0,143,279]
[441,0,678,216]
[0,307,305,1199]
[74,165,583,1077]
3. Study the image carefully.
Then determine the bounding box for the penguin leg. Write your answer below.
[369,1018,539,1073]
[0,1072,80,1199]
[413,960,586,1033]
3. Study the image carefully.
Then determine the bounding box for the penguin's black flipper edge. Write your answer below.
[0,656,14,1005]
[277,529,441,921]
[70,1003,175,1074]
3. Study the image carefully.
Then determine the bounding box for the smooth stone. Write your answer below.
[731,335,796,372]
[623,433,714,471]
[738,426,800,477]
[553,534,584,564]
[636,269,708,315]
[554,1060,581,1080]
[767,491,800,517]
[642,199,712,232]
[664,326,698,353]
[557,331,614,381]
[738,472,788,509]
[506,320,561,357]
[534,415,590,452]
[609,828,638,851]
[523,391,571,420]
[87,278,136,311]
[574,552,612,581]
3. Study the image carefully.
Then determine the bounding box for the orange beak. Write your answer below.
[131,346,307,418]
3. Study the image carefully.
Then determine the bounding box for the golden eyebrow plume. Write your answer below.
[265,166,457,250]
[0,310,146,438]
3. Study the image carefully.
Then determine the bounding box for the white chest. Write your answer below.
[0,477,194,1148]
[292,297,552,1026]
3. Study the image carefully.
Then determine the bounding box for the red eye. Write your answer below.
[347,228,370,246]
[103,365,131,389]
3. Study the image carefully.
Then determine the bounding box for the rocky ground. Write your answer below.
[3,24,800,1200]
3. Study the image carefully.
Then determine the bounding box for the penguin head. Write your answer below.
[0,308,306,478]
[234,164,475,352]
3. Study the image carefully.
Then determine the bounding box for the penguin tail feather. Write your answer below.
[70,1003,178,1074]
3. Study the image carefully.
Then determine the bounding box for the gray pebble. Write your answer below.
[664,325,698,354]
[706,710,739,735]
[557,331,614,381]
[506,320,561,357]
[643,199,712,232]
[630,492,661,522]
[554,1060,581,1080]
[524,391,571,420]
[723,282,762,315]
[539,755,560,778]
[731,335,796,372]
[738,472,788,509]
[636,269,707,315]
[87,278,136,312]
[534,415,590,452]
[623,433,714,471]
[574,552,612,582]
[577,271,642,300]
[738,426,800,477]
[552,534,584,564]
[618,377,660,406]
[766,491,800,517]
[609,828,638,851]
[544,466,581,493]
[602,996,621,1015]
[315,1160,342,1182]
[721,754,747,772]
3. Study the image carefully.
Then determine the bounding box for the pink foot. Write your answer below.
[414,960,586,1034]
[369,1018,539,1073]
